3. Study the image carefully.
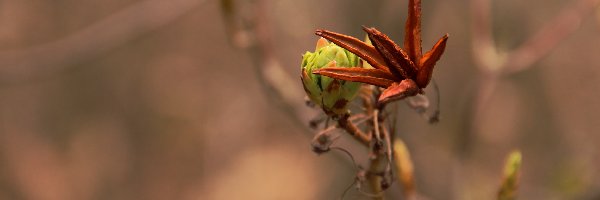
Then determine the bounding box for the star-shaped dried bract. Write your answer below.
[312,0,448,104]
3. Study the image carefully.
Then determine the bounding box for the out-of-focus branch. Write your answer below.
[1,125,70,200]
[472,0,600,74]
[220,0,308,133]
[251,0,306,125]
[0,0,206,84]
[466,0,600,154]
[467,0,600,157]
[470,0,501,72]
[503,0,600,74]
[463,0,599,198]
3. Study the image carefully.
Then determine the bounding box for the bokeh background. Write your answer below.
[0,0,599,199]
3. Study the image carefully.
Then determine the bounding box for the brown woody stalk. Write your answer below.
[338,113,372,146]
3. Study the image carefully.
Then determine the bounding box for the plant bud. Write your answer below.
[301,38,362,116]
[498,150,522,200]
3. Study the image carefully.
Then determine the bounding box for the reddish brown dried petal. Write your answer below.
[416,34,448,88]
[312,67,396,88]
[378,79,419,104]
[404,0,422,62]
[363,26,416,79]
[315,29,389,72]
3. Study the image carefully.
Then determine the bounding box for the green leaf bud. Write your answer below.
[301,38,362,116]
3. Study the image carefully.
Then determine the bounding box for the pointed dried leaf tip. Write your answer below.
[363,26,416,79]
[416,34,448,88]
[313,67,396,88]
[404,0,423,61]
[378,79,419,104]
[315,29,389,72]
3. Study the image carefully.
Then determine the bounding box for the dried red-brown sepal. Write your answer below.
[404,0,423,62]
[378,79,420,104]
[312,67,396,88]
[363,26,417,80]
[315,29,389,72]
[416,34,448,88]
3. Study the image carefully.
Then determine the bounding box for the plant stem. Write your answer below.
[369,155,385,200]
[338,113,371,146]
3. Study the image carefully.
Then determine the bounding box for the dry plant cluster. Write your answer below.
[222,0,600,199]
[304,0,449,198]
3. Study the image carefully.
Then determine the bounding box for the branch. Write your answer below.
[222,0,308,133]
[503,0,600,74]
[0,0,206,84]
[338,113,372,146]
[470,0,502,72]
[465,0,599,199]
[471,0,600,74]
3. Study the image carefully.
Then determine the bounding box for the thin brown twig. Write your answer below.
[338,113,372,146]
[352,113,375,126]
[381,116,393,164]
[349,113,368,121]
[373,110,382,141]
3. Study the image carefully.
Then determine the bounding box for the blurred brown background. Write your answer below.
[0,0,599,199]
